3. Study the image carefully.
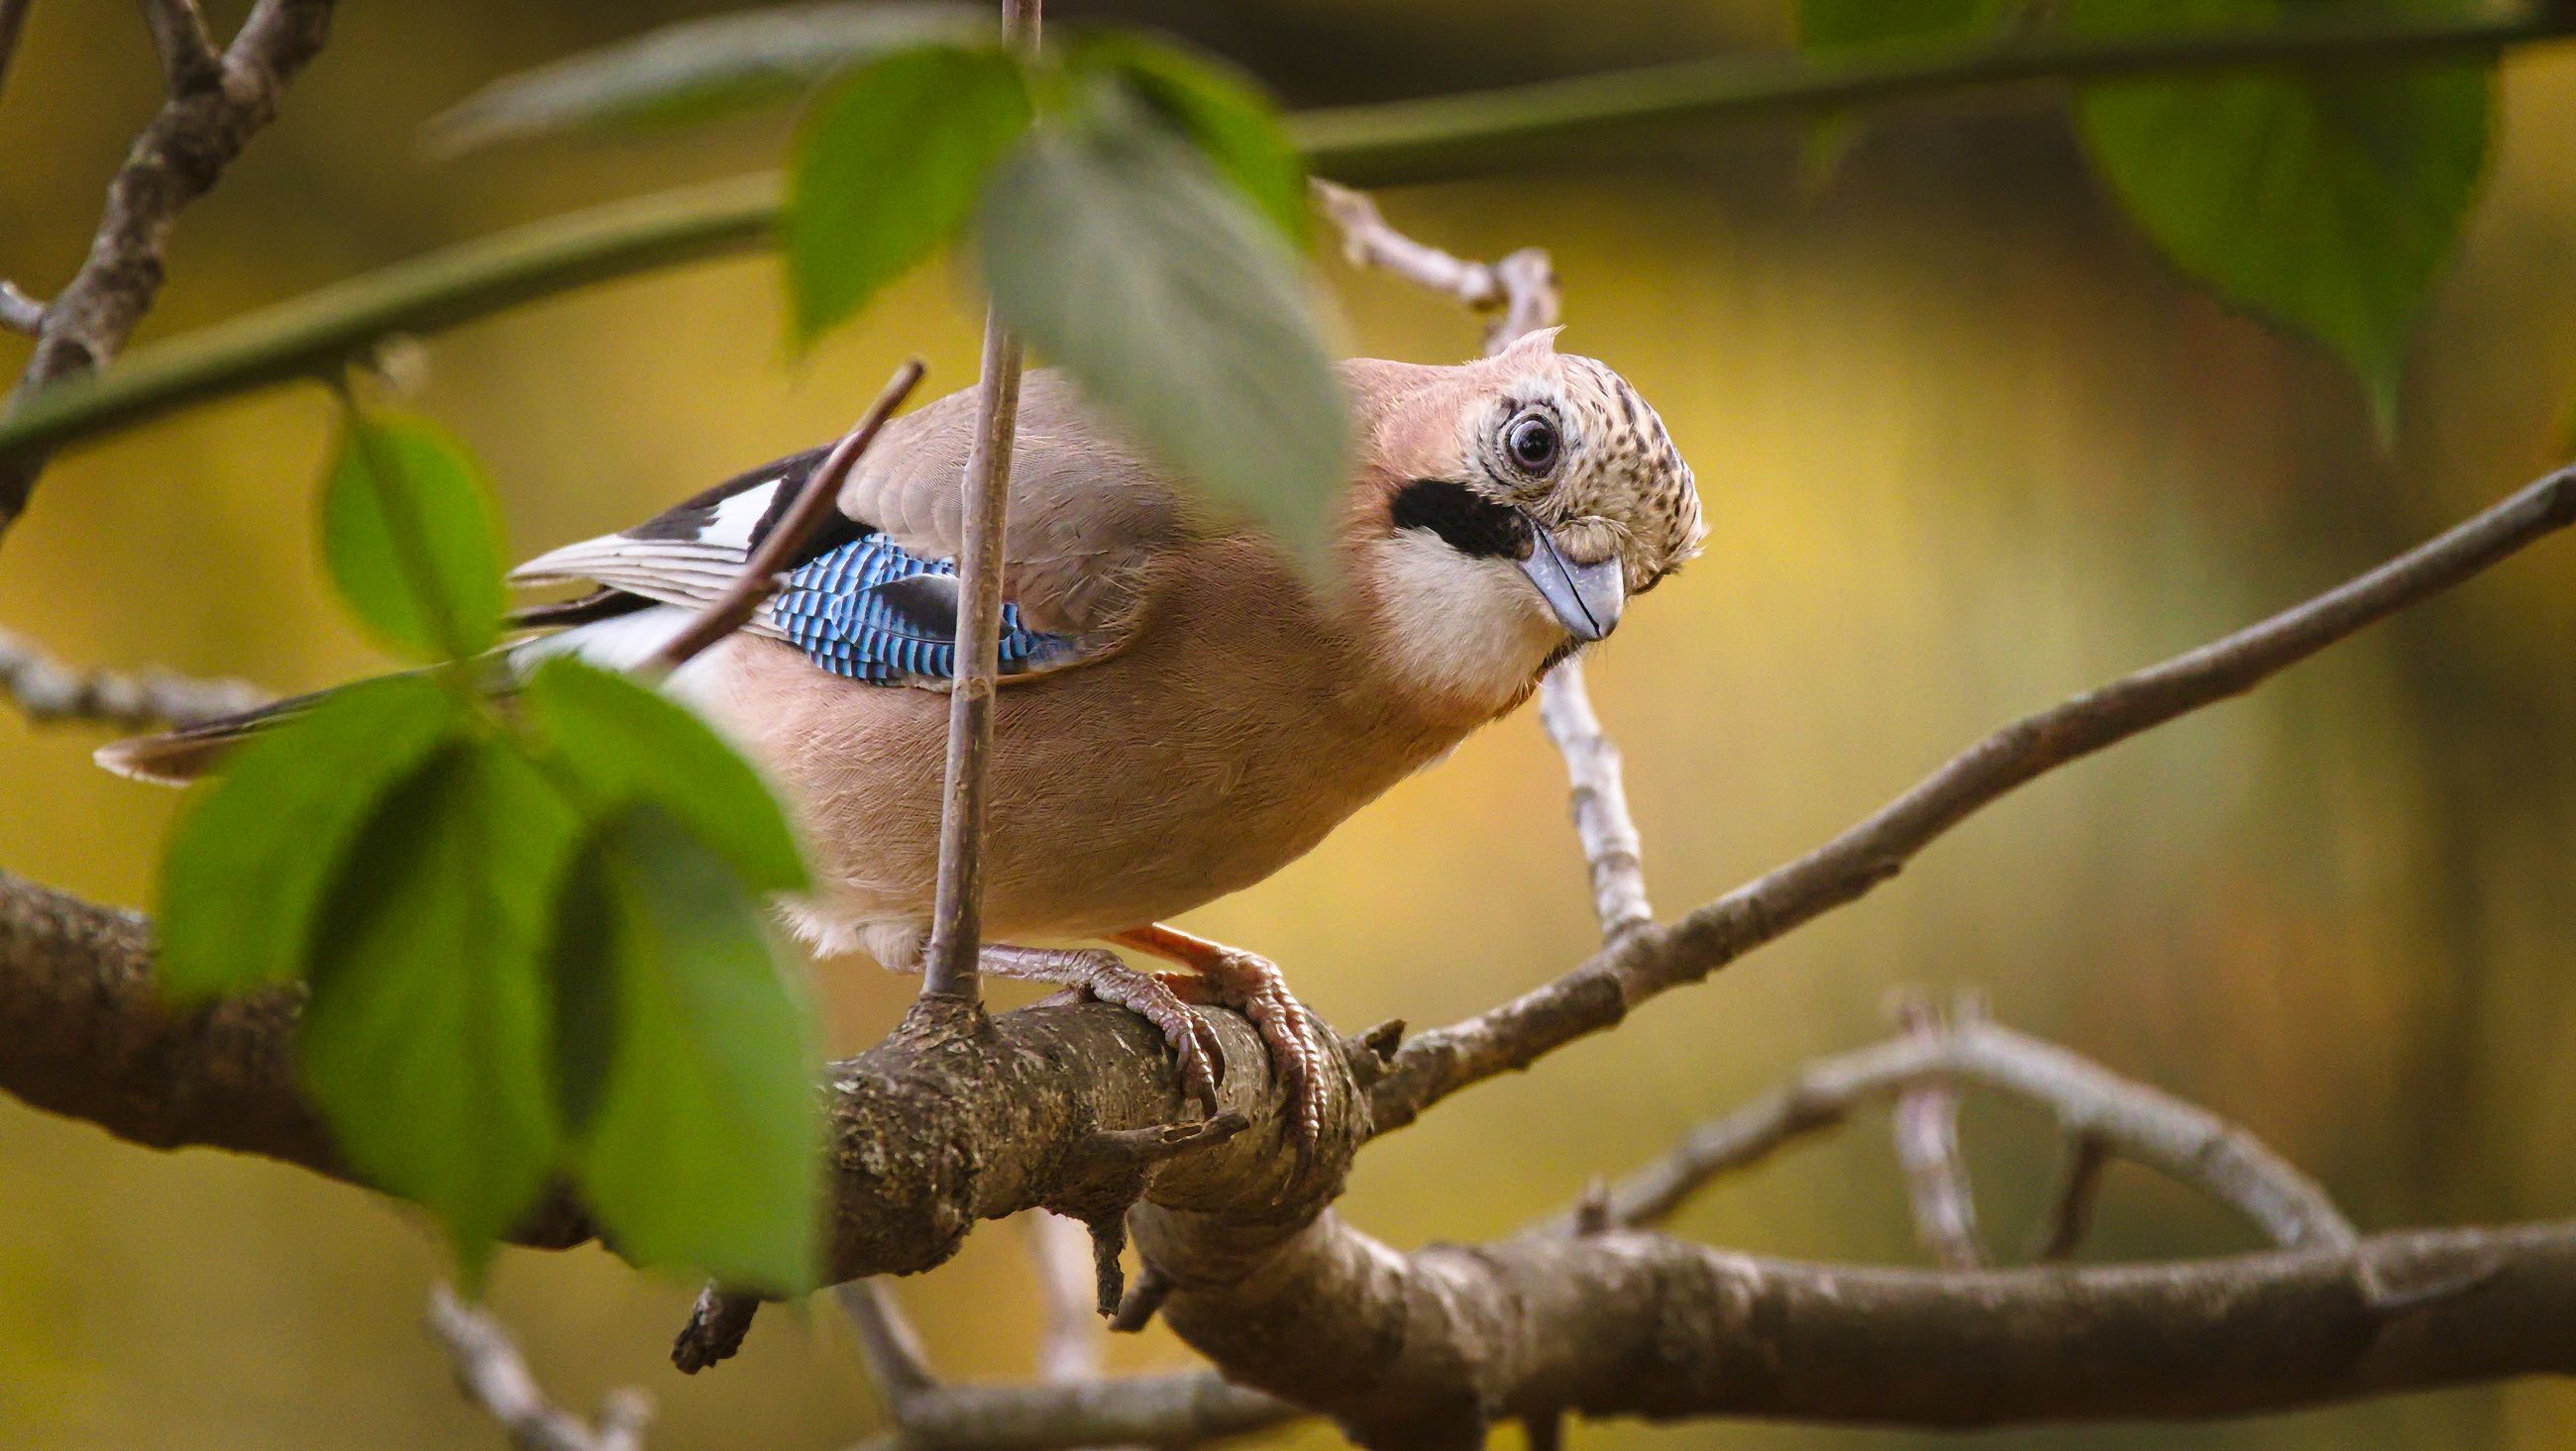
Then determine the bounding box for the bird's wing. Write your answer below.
[507,370,1203,687]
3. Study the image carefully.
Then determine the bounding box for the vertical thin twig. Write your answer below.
[1536,657,1653,939]
[429,1287,652,1451]
[918,0,1039,1004]
[1889,994,1985,1270]
[1021,1210,1106,1385]
[2031,1132,2112,1262]
[834,1280,939,1406]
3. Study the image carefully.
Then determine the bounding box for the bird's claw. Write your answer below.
[1189,949,1334,1155]
[985,946,1226,1116]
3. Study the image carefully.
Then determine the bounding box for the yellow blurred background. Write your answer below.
[6,2,2576,1447]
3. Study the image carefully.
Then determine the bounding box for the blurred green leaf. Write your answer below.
[321,411,509,661]
[299,737,582,1279]
[1795,0,2022,189]
[521,657,807,894]
[553,806,820,1294]
[785,44,1031,345]
[426,2,993,154]
[1066,33,1309,245]
[1799,0,2022,50]
[157,674,470,1002]
[2069,0,2494,428]
[979,111,1347,570]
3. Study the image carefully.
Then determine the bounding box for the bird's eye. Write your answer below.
[1505,415,1560,474]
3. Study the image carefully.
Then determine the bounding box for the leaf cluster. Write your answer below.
[160,408,821,1291]
[1800,0,2495,431]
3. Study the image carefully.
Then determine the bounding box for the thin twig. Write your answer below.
[139,0,219,94]
[2031,1131,2113,1262]
[1889,994,1984,1269]
[843,1370,1297,1451]
[917,0,1037,1005]
[835,1280,939,1407]
[1374,465,2576,1129]
[1556,1015,2354,1252]
[648,358,924,674]
[428,1287,651,1451]
[0,626,268,729]
[0,283,42,338]
[1312,179,1502,310]
[1536,658,1652,939]
[1020,1211,1108,1385]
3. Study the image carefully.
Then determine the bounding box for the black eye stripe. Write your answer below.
[1389,479,1531,561]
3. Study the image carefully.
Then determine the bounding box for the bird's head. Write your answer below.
[1343,332,1705,712]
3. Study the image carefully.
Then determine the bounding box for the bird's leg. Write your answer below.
[977,944,1225,1116]
[1106,925,1332,1149]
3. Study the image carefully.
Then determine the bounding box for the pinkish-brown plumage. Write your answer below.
[98,332,1703,1135]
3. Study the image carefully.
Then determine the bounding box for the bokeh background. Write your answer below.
[6,1,2576,1447]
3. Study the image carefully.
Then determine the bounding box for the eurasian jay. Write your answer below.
[103,329,1704,1140]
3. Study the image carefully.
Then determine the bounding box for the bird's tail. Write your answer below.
[93,604,705,786]
[91,688,331,785]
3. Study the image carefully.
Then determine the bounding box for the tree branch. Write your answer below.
[1559,1009,2349,1252]
[0,0,335,538]
[429,1286,651,1451]
[13,7,2575,469]
[0,626,268,730]
[848,1369,1295,1451]
[1152,1216,2576,1443]
[1369,464,2576,1132]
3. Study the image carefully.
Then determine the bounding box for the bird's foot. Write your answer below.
[979,944,1225,1116]
[1109,926,1333,1152]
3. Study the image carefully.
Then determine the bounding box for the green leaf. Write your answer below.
[2068,0,2494,428]
[157,674,470,1002]
[978,111,1348,570]
[1065,33,1309,245]
[299,737,582,1276]
[1794,0,2023,189]
[520,657,807,894]
[425,2,995,154]
[320,411,509,661]
[553,806,821,1294]
[785,43,1031,345]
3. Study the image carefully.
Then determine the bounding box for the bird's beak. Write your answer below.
[1518,518,1625,642]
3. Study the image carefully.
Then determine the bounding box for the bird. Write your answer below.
[100,329,1704,1143]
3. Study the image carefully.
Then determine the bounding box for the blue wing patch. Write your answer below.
[770,534,1071,683]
